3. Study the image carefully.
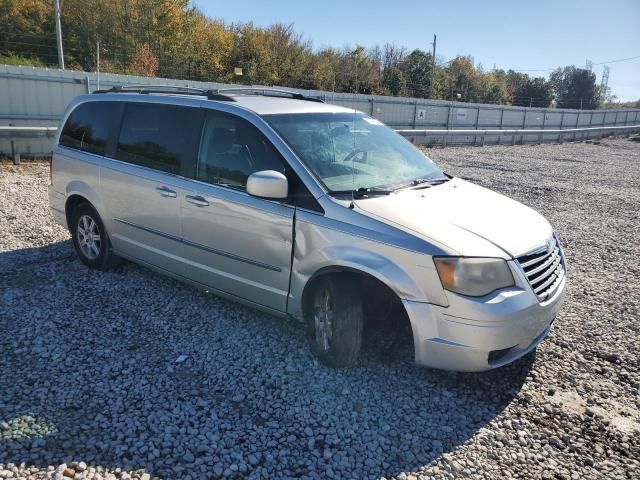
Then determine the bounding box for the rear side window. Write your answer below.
[116,103,198,175]
[59,102,117,155]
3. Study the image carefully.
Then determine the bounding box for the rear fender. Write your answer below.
[65,180,106,222]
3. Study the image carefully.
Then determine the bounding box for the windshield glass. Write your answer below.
[263,112,445,192]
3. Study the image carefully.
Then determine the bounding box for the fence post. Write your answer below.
[413,101,418,129]
[587,111,593,140]
[474,105,480,145]
[541,109,547,144]
[10,132,17,164]
[559,111,565,144]
[370,98,374,116]
[85,76,91,93]
[521,110,527,144]
[574,112,580,141]
[498,107,504,145]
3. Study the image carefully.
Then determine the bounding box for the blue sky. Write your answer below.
[193,0,640,101]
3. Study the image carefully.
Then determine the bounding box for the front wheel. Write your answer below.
[307,276,363,368]
[70,203,119,271]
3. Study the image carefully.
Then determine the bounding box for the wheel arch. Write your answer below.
[64,180,106,230]
[300,265,410,325]
[65,194,91,229]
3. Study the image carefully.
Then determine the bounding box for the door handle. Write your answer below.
[186,194,210,207]
[156,186,177,198]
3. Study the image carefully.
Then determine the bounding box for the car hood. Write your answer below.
[355,177,552,258]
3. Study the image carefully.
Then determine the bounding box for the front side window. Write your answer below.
[116,103,198,175]
[59,101,117,155]
[264,113,446,192]
[196,111,286,190]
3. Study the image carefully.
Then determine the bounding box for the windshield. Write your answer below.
[263,112,445,193]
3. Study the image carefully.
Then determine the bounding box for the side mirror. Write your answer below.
[246,170,288,200]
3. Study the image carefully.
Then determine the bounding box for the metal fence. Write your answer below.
[2,64,640,156]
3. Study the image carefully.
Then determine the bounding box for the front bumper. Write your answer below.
[403,270,566,372]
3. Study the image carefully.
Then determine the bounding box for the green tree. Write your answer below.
[512,77,552,107]
[550,66,599,109]
[400,49,432,98]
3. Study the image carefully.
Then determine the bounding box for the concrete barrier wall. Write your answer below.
[2,64,639,155]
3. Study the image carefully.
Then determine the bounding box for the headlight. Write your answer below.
[433,257,514,297]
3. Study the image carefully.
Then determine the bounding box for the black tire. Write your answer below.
[70,203,119,271]
[306,275,363,368]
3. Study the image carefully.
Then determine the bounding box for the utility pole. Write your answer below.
[353,49,359,94]
[429,34,437,99]
[96,40,100,90]
[55,0,65,69]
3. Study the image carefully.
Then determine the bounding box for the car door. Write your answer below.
[180,109,294,312]
[101,100,202,275]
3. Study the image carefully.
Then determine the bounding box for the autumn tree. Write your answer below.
[129,42,159,76]
[443,56,483,102]
[0,0,616,108]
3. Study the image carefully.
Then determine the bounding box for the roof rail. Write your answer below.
[92,84,324,103]
[214,87,324,103]
[93,85,236,102]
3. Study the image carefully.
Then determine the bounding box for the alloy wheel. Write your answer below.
[77,214,101,260]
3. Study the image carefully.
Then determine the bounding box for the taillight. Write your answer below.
[49,154,53,185]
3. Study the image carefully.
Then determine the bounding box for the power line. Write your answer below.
[506,54,640,73]
[592,55,640,66]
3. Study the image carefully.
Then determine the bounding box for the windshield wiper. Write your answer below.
[329,186,392,198]
[392,176,450,192]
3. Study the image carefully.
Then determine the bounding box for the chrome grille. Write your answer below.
[517,237,565,301]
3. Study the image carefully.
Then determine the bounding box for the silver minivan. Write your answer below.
[48,86,566,371]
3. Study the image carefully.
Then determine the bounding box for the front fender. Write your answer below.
[288,213,448,319]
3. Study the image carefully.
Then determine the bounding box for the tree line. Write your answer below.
[0,0,628,109]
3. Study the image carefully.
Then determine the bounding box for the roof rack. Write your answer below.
[215,87,324,103]
[93,85,236,102]
[92,84,324,103]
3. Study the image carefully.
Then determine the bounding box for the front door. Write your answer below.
[180,110,294,311]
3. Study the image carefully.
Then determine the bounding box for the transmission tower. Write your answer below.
[585,59,593,71]
[600,65,610,90]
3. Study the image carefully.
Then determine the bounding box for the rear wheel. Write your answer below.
[307,276,363,368]
[70,203,119,271]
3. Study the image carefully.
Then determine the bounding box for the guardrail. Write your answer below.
[397,124,640,146]
[0,126,58,164]
[2,124,640,164]
[0,126,58,134]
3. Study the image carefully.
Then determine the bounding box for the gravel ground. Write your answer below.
[1,138,639,480]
